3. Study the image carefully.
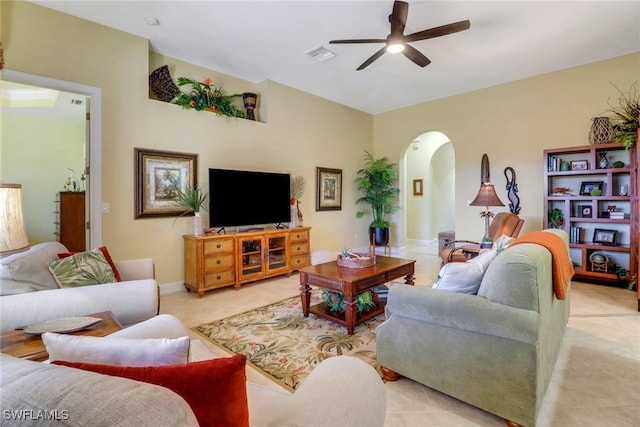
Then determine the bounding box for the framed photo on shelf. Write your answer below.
[577,205,592,218]
[135,148,198,218]
[579,181,604,196]
[316,167,342,211]
[592,228,617,245]
[570,160,588,170]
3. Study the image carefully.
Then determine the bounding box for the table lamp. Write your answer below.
[469,155,504,248]
[0,184,29,254]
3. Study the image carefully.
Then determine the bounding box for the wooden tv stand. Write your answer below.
[183,226,311,297]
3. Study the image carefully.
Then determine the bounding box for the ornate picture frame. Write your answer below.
[135,148,197,218]
[316,167,342,211]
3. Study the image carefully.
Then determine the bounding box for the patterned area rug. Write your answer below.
[192,292,384,391]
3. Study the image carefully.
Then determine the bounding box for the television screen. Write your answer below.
[209,168,291,228]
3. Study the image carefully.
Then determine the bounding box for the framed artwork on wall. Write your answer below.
[135,148,198,218]
[413,179,423,196]
[316,167,342,211]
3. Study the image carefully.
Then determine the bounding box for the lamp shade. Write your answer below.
[469,183,505,208]
[0,184,29,254]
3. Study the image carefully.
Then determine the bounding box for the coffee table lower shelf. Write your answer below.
[308,302,386,329]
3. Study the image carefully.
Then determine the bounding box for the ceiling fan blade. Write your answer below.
[390,1,409,36]
[402,44,431,68]
[404,20,471,43]
[356,47,387,71]
[329,39,387,44]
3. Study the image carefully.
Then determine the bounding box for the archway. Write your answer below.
[403,131,454,249]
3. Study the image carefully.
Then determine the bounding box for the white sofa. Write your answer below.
[1,315,387,427]
[0,242,158,333]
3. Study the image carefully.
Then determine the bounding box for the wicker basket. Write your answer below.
[337,253,375,268]
[149,65,180,102]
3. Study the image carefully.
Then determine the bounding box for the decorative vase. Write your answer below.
[588,117,613,145]
[242,92,257,121]
[193,212,203,236]
[598,151,609,169]
[296,200,303,226]
[290,203,298,227]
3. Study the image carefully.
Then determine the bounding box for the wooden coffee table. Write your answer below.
[0,311,122,361]
[299,256,415,334]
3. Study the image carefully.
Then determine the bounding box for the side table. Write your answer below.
[0,311,122,361]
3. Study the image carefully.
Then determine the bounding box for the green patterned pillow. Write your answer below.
[48,248,117,288]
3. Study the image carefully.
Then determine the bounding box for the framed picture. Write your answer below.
[577,205,592,218]
[570,160,588,171]
[579,181,604,196]
[316,167,342,211]
[413,179,423,196]
[592,228,617,245]
[135,148,197,218]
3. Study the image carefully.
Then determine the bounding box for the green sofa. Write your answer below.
[376,229,571,427]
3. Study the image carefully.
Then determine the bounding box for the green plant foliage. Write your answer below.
[174,76,246,118]
[321,290,377,313]
[354,151,400,228]
[175,185,208,213]
[548,208,564,228]
[608,82,639,150]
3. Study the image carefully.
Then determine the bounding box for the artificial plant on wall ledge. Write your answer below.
[174,77,246,118]
[607,82,639,150]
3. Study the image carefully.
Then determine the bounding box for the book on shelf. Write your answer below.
[569,226,582,244]
[609,212,625,219]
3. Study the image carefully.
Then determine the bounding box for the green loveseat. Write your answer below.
[376,229,571,427]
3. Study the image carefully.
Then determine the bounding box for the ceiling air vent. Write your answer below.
[306,46,335,63]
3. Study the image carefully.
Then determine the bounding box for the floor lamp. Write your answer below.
[469,155,504,248]
[0,184,29,255]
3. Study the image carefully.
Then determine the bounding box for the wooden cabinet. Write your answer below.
[59,191,86,252]
[236,232,289,285]
[183,235,235,297]
[183,227,311,297]
[543,142,637,309]
[289,228,311,270]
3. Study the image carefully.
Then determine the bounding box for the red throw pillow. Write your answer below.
[58,246,122,282]
[54,355,248,427]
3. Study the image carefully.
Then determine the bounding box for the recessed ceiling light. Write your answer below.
[144,17,160,26]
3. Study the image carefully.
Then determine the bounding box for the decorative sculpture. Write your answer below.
[504,167,521,214]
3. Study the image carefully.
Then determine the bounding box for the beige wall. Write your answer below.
[2,2,638,287]
[374,52,640,246]
[1,1,373,286]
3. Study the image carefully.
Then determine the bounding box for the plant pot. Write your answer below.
[193,212,203,236]
[370,227,390,246]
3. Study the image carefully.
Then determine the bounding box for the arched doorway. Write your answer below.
[404,131,454,249]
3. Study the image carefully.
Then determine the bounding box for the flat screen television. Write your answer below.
[208,168,291,228]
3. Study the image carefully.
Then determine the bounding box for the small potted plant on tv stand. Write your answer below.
[175,185,208,236]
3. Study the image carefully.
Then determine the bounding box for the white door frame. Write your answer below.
[2,70,103,247]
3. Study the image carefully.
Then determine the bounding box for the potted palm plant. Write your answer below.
[175,185,208,236]
[355,151,400,245]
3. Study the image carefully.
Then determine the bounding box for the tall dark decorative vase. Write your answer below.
[242,92,257,121]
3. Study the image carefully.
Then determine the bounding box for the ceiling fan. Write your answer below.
[329,0,470,70]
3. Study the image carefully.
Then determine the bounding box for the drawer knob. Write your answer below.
[216,275,221,280]
[297,246,301,251]
[216,259,221,264]
[216,243,221,248]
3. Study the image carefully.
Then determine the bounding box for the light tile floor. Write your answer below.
[161,245,640,427]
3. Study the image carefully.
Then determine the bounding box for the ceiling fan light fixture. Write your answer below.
[386,42,405,54]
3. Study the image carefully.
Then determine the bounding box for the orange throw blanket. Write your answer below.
[511,231,575,300]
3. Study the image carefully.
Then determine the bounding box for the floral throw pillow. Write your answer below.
[48,248,117,288]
